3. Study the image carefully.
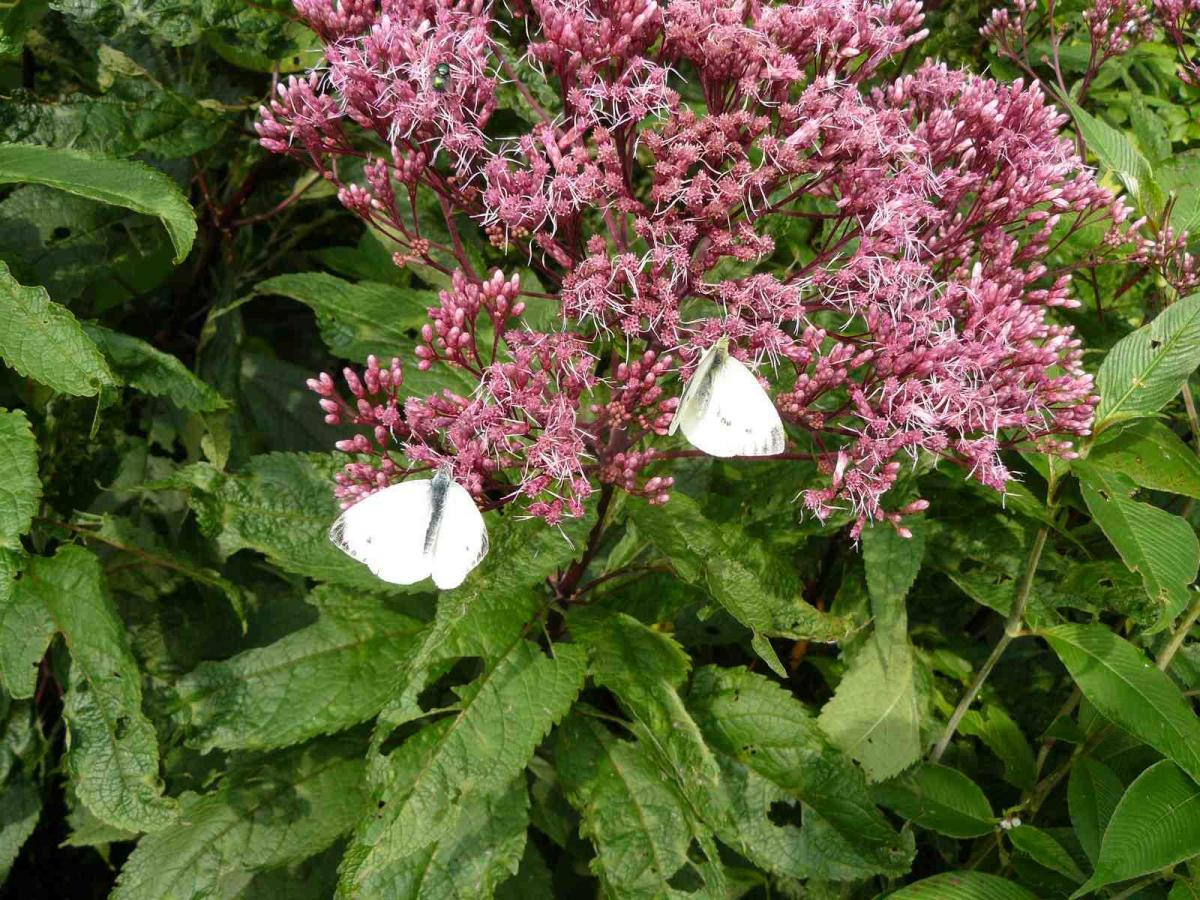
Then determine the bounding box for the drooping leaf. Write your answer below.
[338,641,587,897]
[1068,757,1124,865]
[0,143,196,263]
[1074,461,1199,623]
[872,764,995,839]
[861,521,925,637]
[82,324,228,413]
[1076,761,1200,896]
[29,545,177,831]
[1093,292,1200,427]
[0,408,39,548]
[176,586,425,752]
[111,737,367,900]
[687,665,913,874]
[889,871,1038,898]
[1042,624,1200,783]
[0,261,115,396]
[556,714,723,898]
[1090,420,1200,499]
[1007,825,1085,883]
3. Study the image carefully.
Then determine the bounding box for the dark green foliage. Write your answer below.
[1,1,1199,898]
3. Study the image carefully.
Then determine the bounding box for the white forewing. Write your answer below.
[329,480,433,585]
[668,342,719,437]
[430,480,489,590]
[677,353,785,457]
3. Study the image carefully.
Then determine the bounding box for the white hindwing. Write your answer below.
[329,480,433,585]
[430,480,490,590]
[678,352,785,457]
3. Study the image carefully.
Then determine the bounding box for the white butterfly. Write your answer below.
[668,337,786,457]
[329,465,489,590]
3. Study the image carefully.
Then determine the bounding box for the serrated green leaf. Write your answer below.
[1094,292,1200,427]
[30,545,176,831]
[1068,757,1123,865]
[1043,623,1200,784]
[818,626,923,783]
[176,586,424,752]
[0,548,52,699]
[1007,824,1085,882]
[374,508,595,731]
[0,261,115,396]
[556,714,723,899]
[862,521,925,635]
[872,764,995,838]
[1090,419,1200,499]
[630,493,854,669]
[687,666,913,874]
[173,453,382,588]
[1075,761,1200,896]
[0,408,39,548]
[889,871,1037,898]
[1074,461,1199,623]
[958,706,1037,792]
[569,607,725,814]
[338,640,586,897]
[111,737,367,900]
[82,324,227,413]
[0,773,39,881]
[0,143,195,263]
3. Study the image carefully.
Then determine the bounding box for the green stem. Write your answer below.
[1157,593,1200,671]
[930,523,1051,762]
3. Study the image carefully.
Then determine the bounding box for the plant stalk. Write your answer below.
[930,523,1051,762]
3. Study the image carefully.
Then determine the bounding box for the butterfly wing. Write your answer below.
[669,342,719,437]
[430,480,489,590]
[329,480,434,585]
[678,353,785,457]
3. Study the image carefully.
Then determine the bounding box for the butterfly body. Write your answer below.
[669,337,785,457]
[330,466,488,590]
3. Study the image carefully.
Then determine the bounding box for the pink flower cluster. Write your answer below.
[267,0,1125,534]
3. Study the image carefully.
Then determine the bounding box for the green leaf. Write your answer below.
[872,764,995,838]
[1094,292,1200,427]
[1066,99,1162,214]
[0,773,40,881]
[818,624,924,783]
[82,324,227,413]
[0,408,39,548]
[0,142,196,263]
[1042,623,1200,783]
[1090,419,1200,499]
[1068,757,1124,865]
[173,453,382,588]
[1076,761,1200,896]
[252,273,430,360]
[0,261,115,396]
[176,586,424,752]
[338,641,587,897]
[1158,150,1200,234]
[28,545,176,831]
[0,47,227,158]
[862,521,925,634]
[556,714,722,898]
[1074,461,1199,623]
[630,492,855,668]
[687,665,913,874]
[1007,824,1085,882]
[958,706,1037,792]
[568,607,724,815]
[0,548,53,699]
[111,737,367,900]
[889,872,1038,898]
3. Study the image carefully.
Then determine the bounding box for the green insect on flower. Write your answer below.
[433,62,450,92]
